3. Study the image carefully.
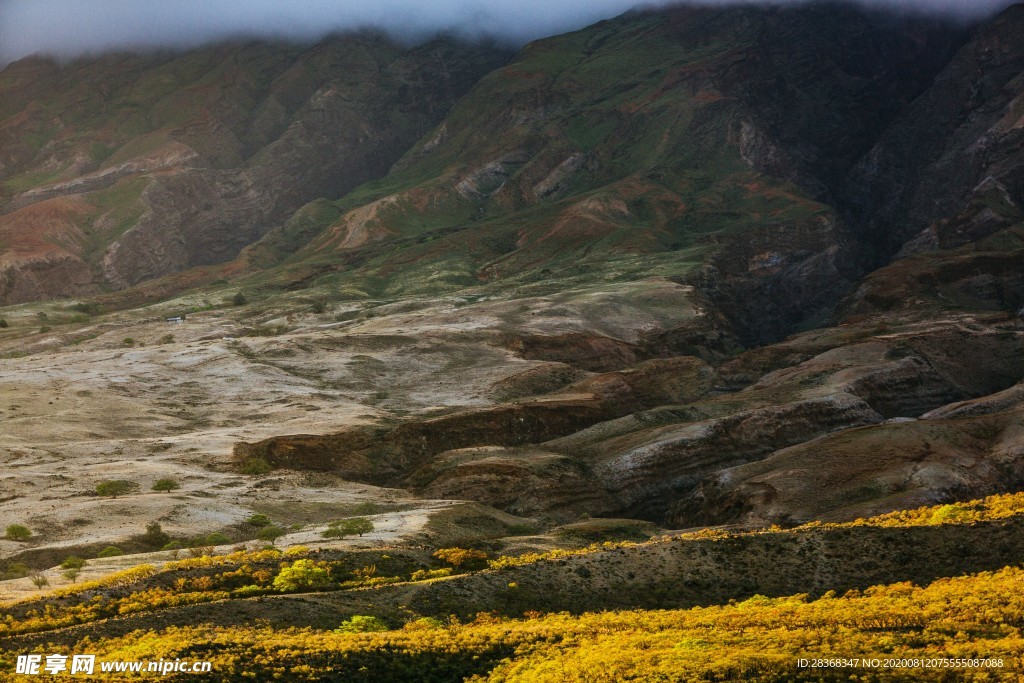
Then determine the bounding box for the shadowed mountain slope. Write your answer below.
[0,36,511,304]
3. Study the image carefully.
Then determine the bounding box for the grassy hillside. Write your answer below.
[1,493,1022,681]
[23,567,1018,682]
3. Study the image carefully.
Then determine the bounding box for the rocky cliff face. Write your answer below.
[845,5,1024,259]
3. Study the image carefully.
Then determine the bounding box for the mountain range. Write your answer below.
[0,3,1023,673]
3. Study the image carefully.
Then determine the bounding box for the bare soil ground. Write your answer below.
[0,279,702,593]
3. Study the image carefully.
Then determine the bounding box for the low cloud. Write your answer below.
[0,0,1016,66]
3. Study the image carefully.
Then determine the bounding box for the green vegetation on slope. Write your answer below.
[2,567,1020,681]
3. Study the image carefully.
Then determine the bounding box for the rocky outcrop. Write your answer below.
[685,404,1024,527]
[234,356,716,486]
[0,253,98,304]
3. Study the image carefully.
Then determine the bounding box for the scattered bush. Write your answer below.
[30,573,50,589]
[39,325,51,333]
[97,546,124,558]
[62,568,81,584]
[5,524,32,541]
[151,478,180,493]
[159,334,175,344]
[96,480,139,498]
[231,292,248,306]
[0,319,7,328]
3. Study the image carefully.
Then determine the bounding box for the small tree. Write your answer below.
[272,559,331,592]
[256,525,285,545]
[4,524,31,541]
[62,568,81,583]
[140,522,171,548]
[96,480,138,498]
[151,478,180,493]
[322,517,374,539]
[60,556,86,570]
[30,573,49,589]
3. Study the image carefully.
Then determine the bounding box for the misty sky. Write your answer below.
[0,0,1017,66]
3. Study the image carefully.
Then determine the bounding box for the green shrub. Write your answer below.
[97,546,124,558]
[232,292,248,306]
[140,522,171,548]
[256,526,286,545]
[929,504,971,525]
[96,480,139,498]
[68,302,102,315]
[0,319,7,328]
[321,517,374,539]
[5,524,32,541]
[246,513,272,527]
[60,556,87,570]
[151,478,180,492]
[273,559,331,592]
[239,458,272,475]
[335,615,389,633]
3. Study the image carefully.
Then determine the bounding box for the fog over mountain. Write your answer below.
[0,0,1016,65]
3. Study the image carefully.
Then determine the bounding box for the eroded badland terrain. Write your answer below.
[1,2,1024,679]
